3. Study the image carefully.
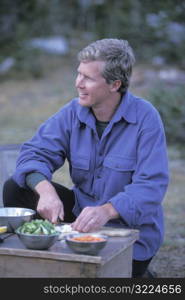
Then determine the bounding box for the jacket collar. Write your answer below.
[112,91,137,124]
[76,91,137,127]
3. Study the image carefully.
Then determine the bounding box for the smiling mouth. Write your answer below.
[79,93,88,98]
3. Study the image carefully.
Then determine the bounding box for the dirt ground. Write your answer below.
[0,55,184,278]
[150,155,185,277]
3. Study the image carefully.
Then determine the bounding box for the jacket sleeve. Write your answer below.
[108,109,169,227]
[13,109,71,188]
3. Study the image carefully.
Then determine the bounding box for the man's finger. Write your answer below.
[59,211,64,222]
[51,213,59,224]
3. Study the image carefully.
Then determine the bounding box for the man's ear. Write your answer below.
[110,80,122,92]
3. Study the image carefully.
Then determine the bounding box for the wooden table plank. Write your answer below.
[0,230,139,264]
[0,228,139,277]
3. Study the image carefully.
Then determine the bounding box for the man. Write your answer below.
[3,38,169,277]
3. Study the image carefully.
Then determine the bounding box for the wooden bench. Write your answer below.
[0,228,139,278]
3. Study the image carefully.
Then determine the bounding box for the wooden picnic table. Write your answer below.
[0,228,139,278]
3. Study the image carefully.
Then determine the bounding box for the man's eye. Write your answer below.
[85,76,93,81]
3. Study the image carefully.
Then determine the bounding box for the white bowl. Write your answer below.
[0,207,36,232]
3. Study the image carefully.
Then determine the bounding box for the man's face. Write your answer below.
[75,60,112,109]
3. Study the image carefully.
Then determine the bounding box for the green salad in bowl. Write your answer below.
[16,219,59,250]
[17,219,57,235]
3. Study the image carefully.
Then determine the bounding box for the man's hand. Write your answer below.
[71,203,119,232]
[35,180,64,224]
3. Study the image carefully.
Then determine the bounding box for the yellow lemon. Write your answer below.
[0,226,7,234]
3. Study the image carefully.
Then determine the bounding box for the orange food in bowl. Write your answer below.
[71,235,105,242]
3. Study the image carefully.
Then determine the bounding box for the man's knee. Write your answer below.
[3,177,22,206]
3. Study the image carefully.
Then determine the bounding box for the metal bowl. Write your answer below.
[65,233,108,255]
[15,229,59,250]
[0,207,36,232]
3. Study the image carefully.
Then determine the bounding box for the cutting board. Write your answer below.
[95,227,139,237]
[56,223,139,239]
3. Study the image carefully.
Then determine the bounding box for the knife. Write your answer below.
[0,233,14,243]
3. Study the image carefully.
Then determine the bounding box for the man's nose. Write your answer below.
[76,75,84,89]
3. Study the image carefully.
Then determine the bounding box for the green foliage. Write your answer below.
[13,48,44,78]
[0,0,184,67]
[147,83,185,145]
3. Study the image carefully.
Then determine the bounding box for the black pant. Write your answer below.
[3,177,153,277]
[132,257,153,278]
